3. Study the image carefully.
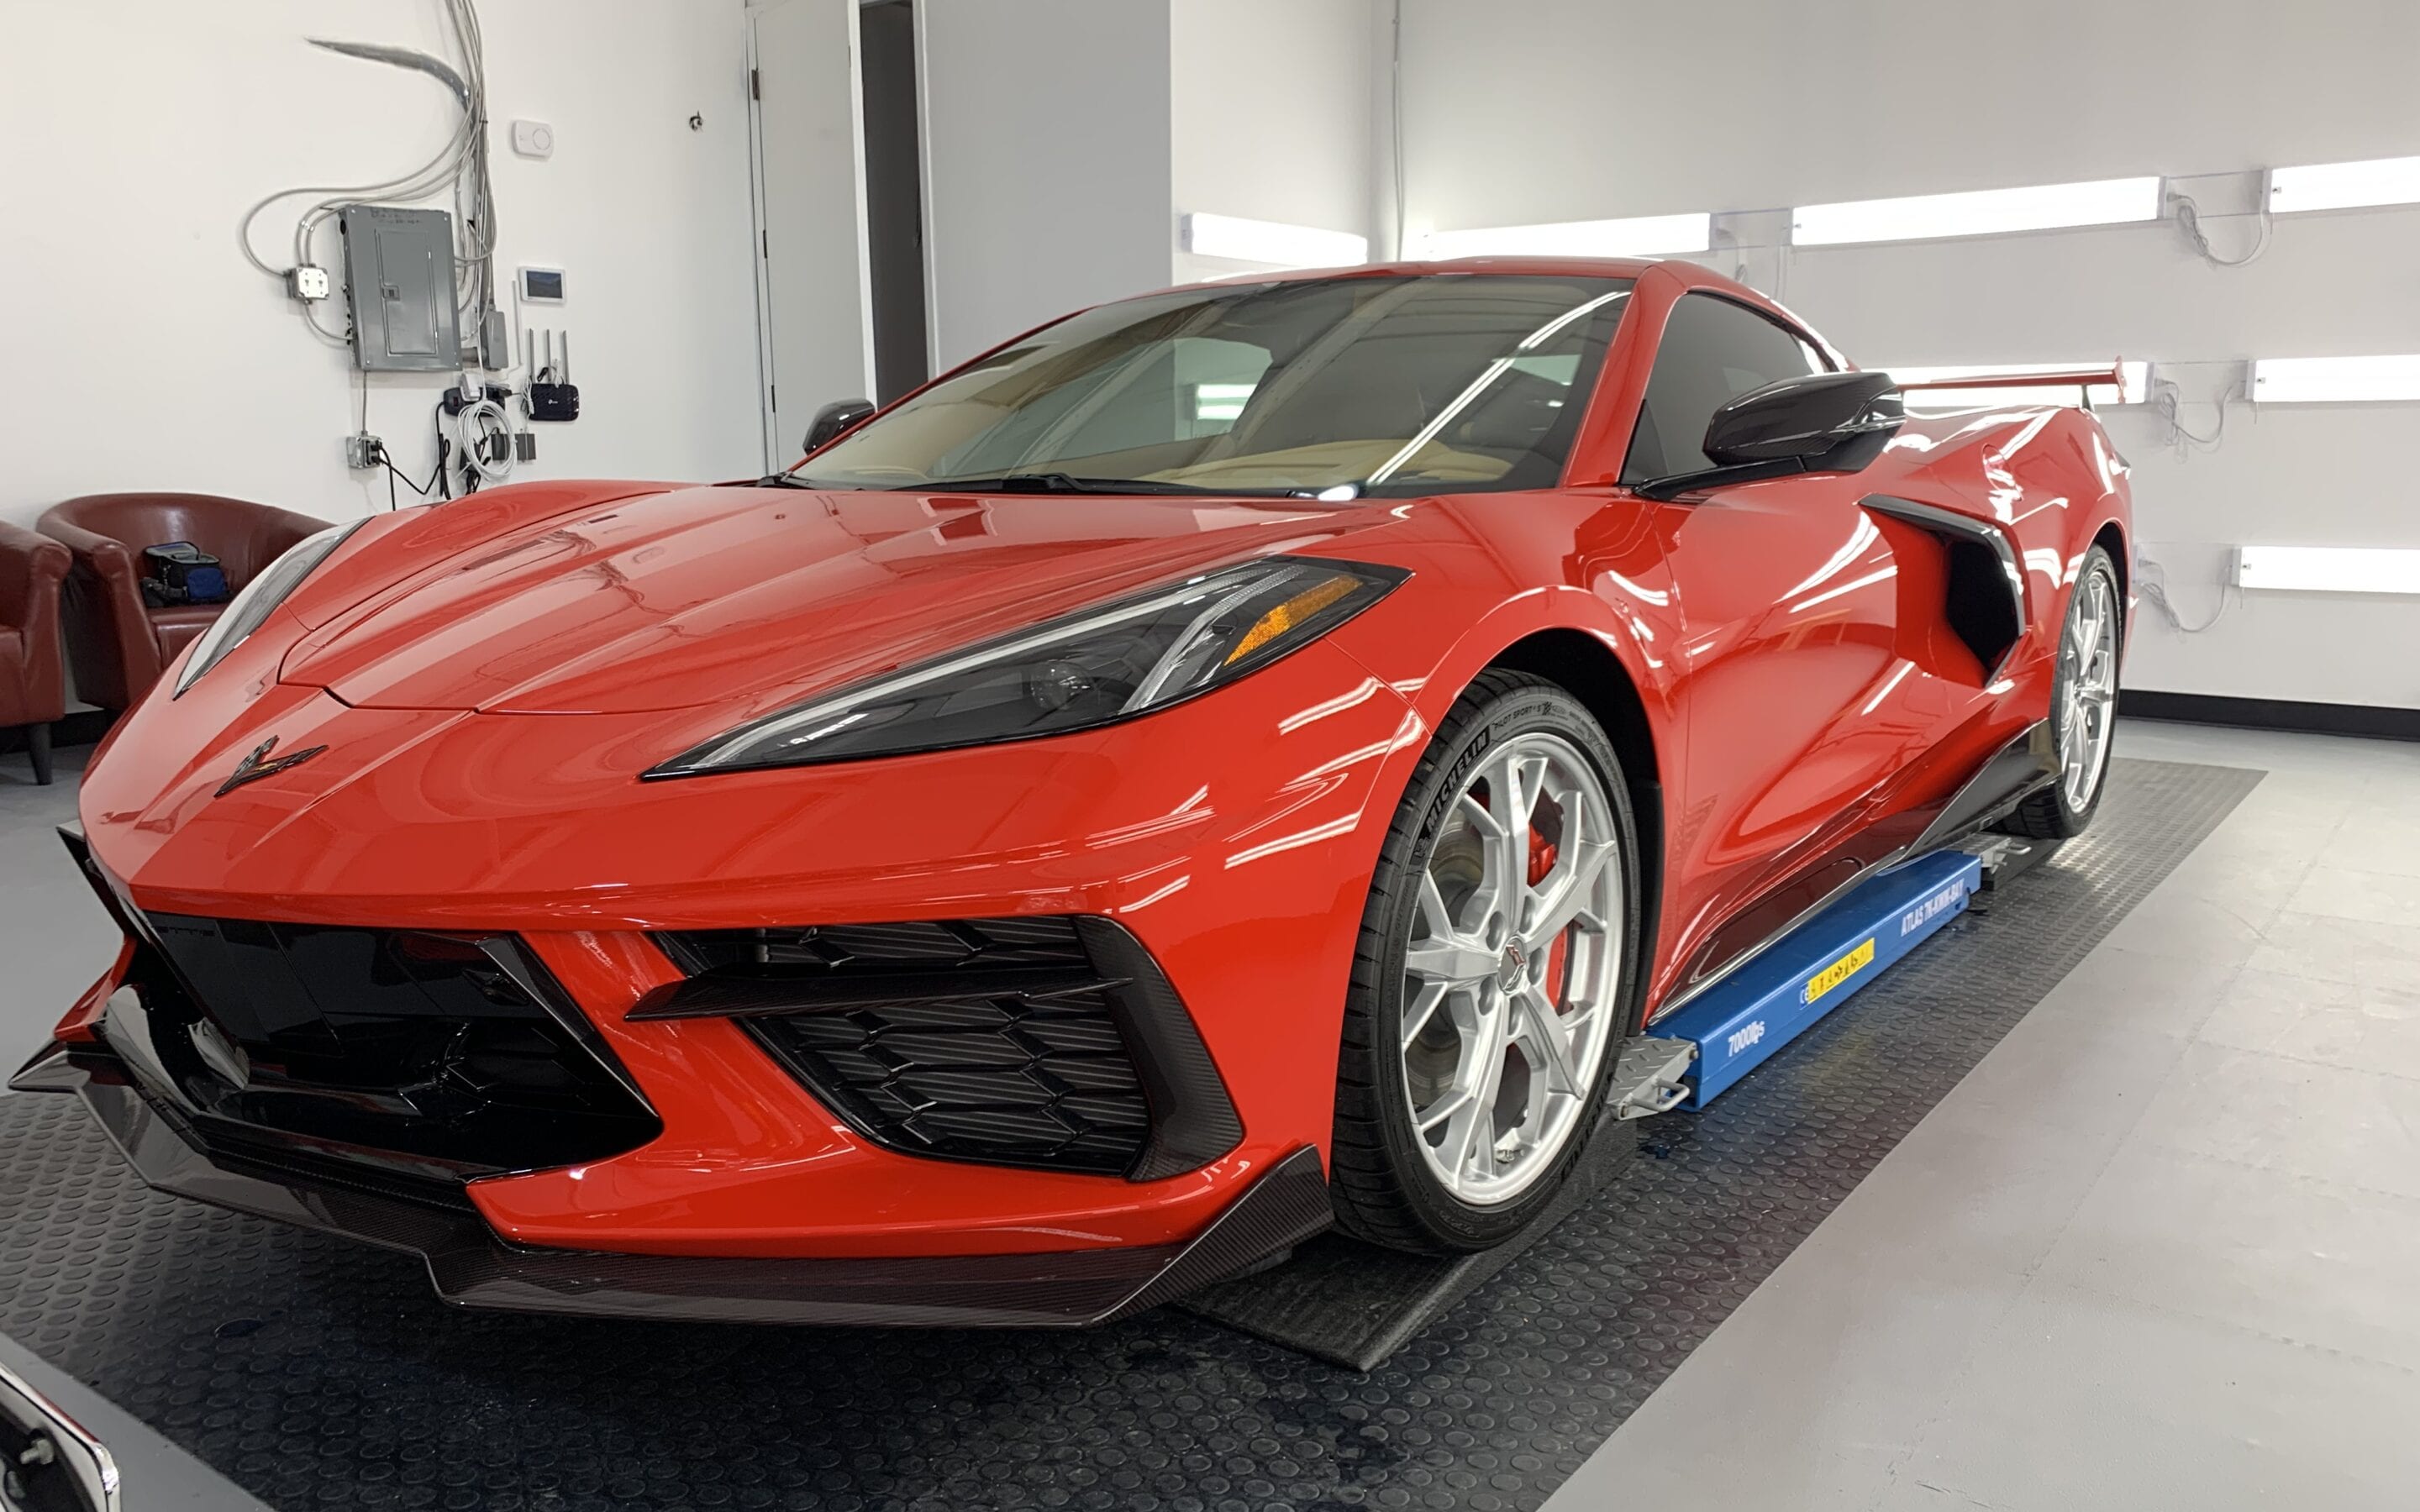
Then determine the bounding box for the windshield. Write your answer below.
[791,274,1634,496]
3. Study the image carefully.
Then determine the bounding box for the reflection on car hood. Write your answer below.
[277,485,1368,714]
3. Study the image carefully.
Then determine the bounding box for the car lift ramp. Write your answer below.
[1186,845,1994,1369]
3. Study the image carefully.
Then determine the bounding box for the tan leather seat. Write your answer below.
[38,493,333,711]
[0,519,71,783]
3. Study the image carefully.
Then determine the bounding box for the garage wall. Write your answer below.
[0,0,762,533]
[1170,0,1379,285]
[1394,0,2420,710]
[919,0,1175,367]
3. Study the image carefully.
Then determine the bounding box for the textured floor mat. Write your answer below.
[0,758,2260,1511]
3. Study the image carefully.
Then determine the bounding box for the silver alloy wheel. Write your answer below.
[1400,731,1622,1205]
[2060,565,2121,811]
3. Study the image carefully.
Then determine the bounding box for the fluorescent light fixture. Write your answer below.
[2249,354,2420,403]
[1181,213,1367,269]
[2269,155,2420,213]
[1193,381,1255,422]
[1791,176,2162,246]
[1890,361,2149,410]
[1425,212,1712,259]
[2237,546,2420,595]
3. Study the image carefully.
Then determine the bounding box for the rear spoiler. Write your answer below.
[1885,363,2130,411]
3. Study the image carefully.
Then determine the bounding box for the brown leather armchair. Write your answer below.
[39,493,331,712]
[0,518,71,784]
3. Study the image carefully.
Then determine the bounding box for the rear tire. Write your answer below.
[1329,670,1643,1253]
[2002,545,2122,839]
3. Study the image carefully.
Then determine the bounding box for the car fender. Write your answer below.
[1322,537,1683,883]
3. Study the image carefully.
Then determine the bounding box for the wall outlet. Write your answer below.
[345,433,381,470]
[286,265,331,302]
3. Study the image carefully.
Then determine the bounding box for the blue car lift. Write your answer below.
[1612,848,1986,1116]
[1194,837,2027,1370]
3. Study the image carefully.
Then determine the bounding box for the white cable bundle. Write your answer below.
[453,396,514,486]
[239,0,497,349]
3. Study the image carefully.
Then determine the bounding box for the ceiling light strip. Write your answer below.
[1181,213,1368,269]
[1791,176,2164,246]
[2249,354,2420,403]
[1423,212,1712,259]
[2236,546,2420,595]
[2268,155,2420,214]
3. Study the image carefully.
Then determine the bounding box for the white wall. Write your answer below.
[0,0,762,534]
[1394,0,2420,710]
[919,0,1175,367]
[916,0,1378,363]
[1170,0,1377,285]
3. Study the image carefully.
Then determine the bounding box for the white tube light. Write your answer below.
[1181,213,1368,269]
[1791,176,2163,246]
[1889,361,2149,409]
[2269,155,2420,214]
[1193,382,1254,422]
[1425,212,1712,259]
[2237,546,2420,596]
[2249,354,2420,403]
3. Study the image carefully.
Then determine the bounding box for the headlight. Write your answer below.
[649,555,1408,777]
[172,520,365,696]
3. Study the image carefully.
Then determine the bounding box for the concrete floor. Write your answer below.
[1551,720,2420,1511]
[5,721,2416,1509]
[0,742,110,1058]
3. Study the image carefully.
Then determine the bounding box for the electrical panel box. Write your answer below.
[339,205,460,372]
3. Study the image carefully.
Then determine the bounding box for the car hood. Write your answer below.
[277,485,1374,715]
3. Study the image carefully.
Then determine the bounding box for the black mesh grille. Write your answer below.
[655,918,1155,1175]
[117,914,660,1181]
[659,917,1092,974]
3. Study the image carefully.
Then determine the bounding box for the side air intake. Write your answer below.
[644,916,1242,1181]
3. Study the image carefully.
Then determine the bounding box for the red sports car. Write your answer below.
[17,259,2128,1326]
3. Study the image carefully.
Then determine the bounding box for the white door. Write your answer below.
[750,0,876,470]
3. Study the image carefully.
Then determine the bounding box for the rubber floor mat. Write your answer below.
[0,757,2261,1511]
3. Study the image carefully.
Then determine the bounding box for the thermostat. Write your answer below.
[511,119,555,159]
[517,267,566,303]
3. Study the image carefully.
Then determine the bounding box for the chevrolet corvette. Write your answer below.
[14,258,2130,1326]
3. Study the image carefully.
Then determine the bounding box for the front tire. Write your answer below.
[2002,545,2122,839]
[1329,670,1643,1253]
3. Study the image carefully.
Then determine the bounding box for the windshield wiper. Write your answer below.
[902,473,1265,496]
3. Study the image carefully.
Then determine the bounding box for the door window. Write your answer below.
[1622,295,1826,483]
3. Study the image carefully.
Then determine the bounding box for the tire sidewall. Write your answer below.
[1353,680,1644,1249]
[2049,547,2123,831]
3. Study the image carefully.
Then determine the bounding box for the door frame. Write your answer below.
[744,0,883,474]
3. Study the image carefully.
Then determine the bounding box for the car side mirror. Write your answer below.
[1704,370,1904,470]
[1637,370,1904,500]
[802,398,877,456]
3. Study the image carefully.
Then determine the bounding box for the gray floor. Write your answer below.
[1550,720,2420,1511]
[0,743,111,1060]
[5,722,2416,1510]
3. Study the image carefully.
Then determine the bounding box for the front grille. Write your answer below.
[118,913,660,1181]
[650,917,1242,1180]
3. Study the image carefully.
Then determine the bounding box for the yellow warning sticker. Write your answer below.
[1803,937,1876,1004]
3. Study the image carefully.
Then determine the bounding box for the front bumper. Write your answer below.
[13,1037,1331,1327]
[65,634,1413,1261]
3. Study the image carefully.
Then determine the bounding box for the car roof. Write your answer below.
[1213,255,1660,285]
[1140,256,1843,366]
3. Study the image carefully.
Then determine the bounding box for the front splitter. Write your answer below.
[11,1047,1332,1330]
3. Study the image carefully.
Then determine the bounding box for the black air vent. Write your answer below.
[121,914,660,1181]
[649,916,1241,1181]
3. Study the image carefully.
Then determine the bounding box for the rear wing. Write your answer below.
[1884,362,2136,411]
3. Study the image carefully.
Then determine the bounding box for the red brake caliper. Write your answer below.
[1528,825,1570,1008]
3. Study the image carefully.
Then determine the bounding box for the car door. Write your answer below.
[1626,293,1949,1002]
